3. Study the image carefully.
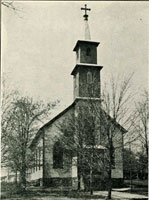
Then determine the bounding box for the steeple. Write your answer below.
[81,4,91,21]
[84,20,91,40]
[71,5,103,100]
[81,4,91,40]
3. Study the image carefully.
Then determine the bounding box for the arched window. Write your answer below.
[86,47,91,56]
[76,50,79,60]
[111,145,115,169]
[53,141,63,169]
[87,71,92,84]
[84,116,95,145]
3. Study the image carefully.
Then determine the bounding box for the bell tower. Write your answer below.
[71,4,103,100]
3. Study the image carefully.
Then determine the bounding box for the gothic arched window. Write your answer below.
[84,116,95,145]
[86,47,91,56]
[76,50,79,60]
[111,145,115,169]
[87,71,93,84]
[53,141,63,169]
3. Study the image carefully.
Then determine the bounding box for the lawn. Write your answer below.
[1,185,105,200]
[1,182,148,200]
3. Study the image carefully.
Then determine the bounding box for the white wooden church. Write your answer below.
[28,5,126,190]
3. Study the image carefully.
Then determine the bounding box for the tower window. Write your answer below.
[74,75,76,88]
[87,71,92,84]
[53,141,63,169]
[86,48,91,56]
[76,51,79,60]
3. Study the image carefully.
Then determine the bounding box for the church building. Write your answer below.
[28,5,126,190]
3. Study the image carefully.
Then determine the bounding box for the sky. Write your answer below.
[2,1,148,115]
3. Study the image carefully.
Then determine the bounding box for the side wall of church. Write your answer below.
[43,107,78,187]
[28,138,43,185]
[112,127,123,179]
[75,99,123,182]
[40,99,124,188]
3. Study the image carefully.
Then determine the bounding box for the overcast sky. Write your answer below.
[2,1,148,114]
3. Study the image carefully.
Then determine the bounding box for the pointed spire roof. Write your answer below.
[73,4,99,52]
[81,4,91,40]
[84,20,91,40]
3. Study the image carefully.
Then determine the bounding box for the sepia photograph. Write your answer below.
[1,1,148,199]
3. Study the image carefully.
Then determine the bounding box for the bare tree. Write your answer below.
[58,73,134,199]
[57,102,106,194]
[2,1,17,11]
[92,74,134,199]
[123,148,138,180]
[128,90,149,180]
[1,91,57,189]
[2,1,24,18]
[133,90,148,157]
[1,78,19,164]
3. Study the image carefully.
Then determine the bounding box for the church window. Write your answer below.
[39,148,42,170]
[76,50,79,60]
[33,152,36,172]
[87,71,93,84]
[35,149,38,171]
[86,47,91,56]
[39,149,40,170]
[74,75,76,88]
[53,141,63,169]
[84,117,95,146]
[111,145,115,169]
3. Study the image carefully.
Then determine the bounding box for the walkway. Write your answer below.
[95,191,148,199]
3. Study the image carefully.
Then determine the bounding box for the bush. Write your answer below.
[1,182,27,198]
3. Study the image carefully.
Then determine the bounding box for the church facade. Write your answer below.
[28,6,126,190]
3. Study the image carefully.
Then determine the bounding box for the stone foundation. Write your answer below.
[29,177,124,190]
[43,177,72,187]
[112,178,124,188]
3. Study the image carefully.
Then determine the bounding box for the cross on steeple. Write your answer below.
[81,4,91,21]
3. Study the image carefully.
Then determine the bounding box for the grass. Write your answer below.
[1,184,104,199]
[1,182,148,200]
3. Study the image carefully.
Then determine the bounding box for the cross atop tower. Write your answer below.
[81,4,91,21]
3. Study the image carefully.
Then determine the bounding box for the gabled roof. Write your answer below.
[40,102,75,130]
[29,102,75,149]
[100,108,127,134]
[29,99,127,149]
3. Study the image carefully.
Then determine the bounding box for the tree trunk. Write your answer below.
[20,150,27,191]
[145,140,148,158]
[20,166,26,190]
[77,153,81,191]
[107,169,112,199]
[90,151,93,195]
[107,139,114,199]
[90,166,93,195]
[129,144,132,192]
[15,170,18,185]
[78,167,81,191]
